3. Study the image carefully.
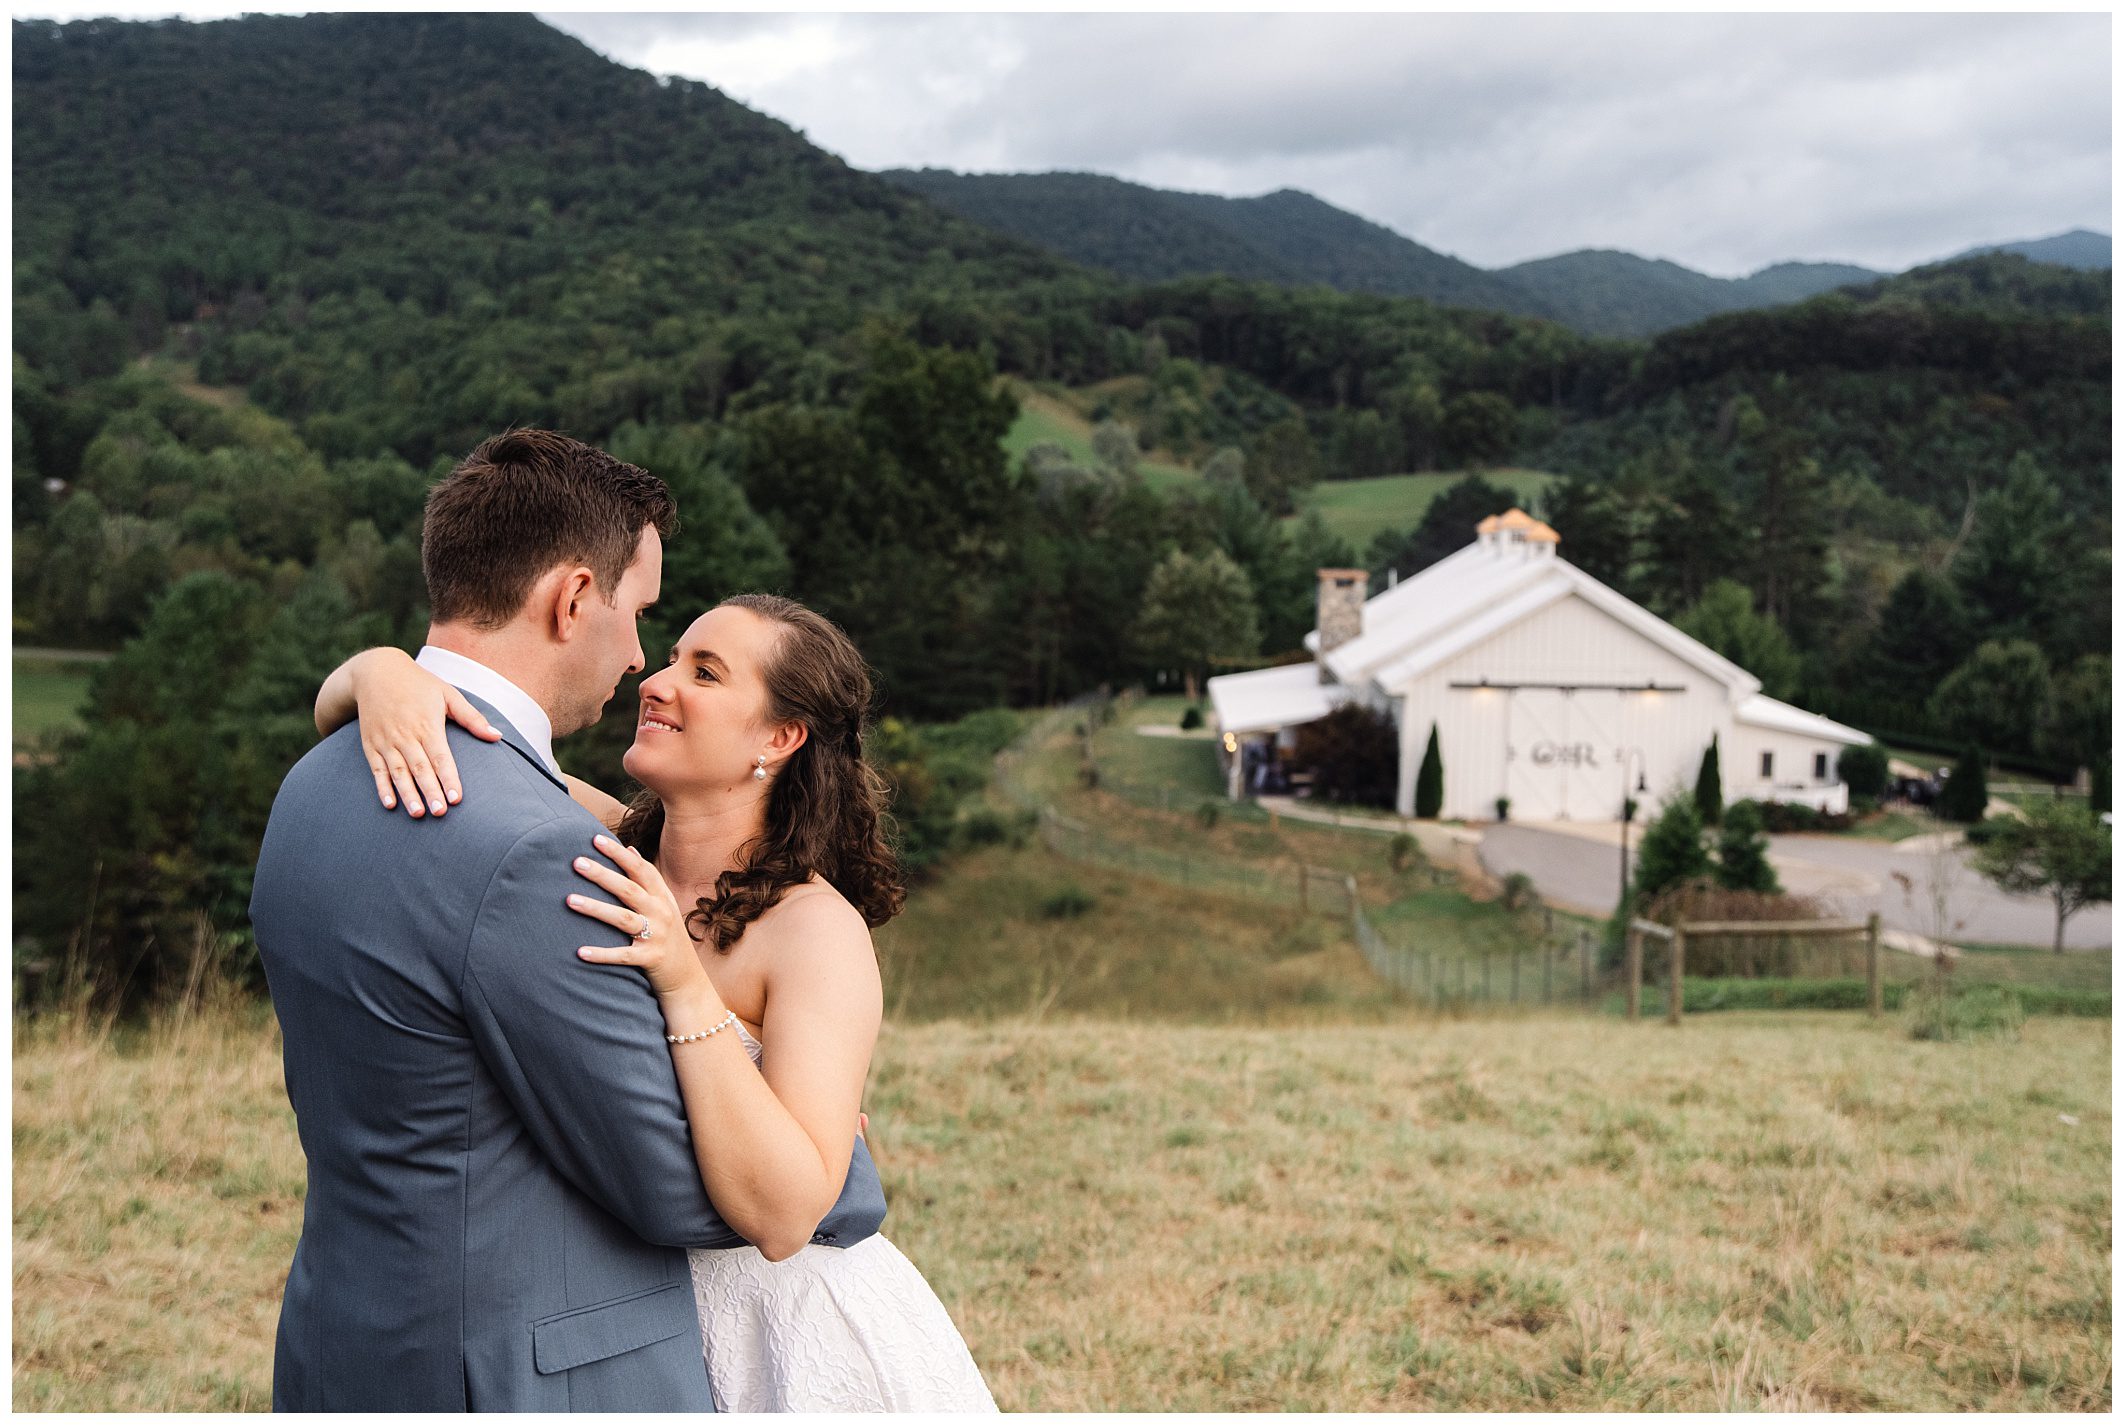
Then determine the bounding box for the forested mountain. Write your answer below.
[1950,228,2110,270]
[1839,252,2112,318]
[12,13,2111,1007]
[878,165,2105,339]
[881,169,1542,315]
[1493,251,1880,339]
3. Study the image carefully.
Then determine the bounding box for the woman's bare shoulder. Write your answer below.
[753,879,877,981]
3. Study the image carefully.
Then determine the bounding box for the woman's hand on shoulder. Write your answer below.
[349,649,503,817]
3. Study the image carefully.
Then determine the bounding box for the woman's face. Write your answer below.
[622,605,796,795]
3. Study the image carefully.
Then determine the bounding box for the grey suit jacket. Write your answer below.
[250,693,887,1412]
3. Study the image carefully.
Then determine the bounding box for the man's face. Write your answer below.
[556,526,662,737]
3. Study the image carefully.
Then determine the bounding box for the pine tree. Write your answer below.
[1415,723,1444,819]
[1713,800,1780,893]
[1693,735,1723,827]
[1940,743,1989,823]
[1633,795,1711,902]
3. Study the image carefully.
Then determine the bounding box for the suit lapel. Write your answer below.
[456,689,570,793]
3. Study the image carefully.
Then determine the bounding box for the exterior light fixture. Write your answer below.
[1222,733,1238,753]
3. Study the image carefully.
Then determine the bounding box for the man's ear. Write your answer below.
[548,565,599,642]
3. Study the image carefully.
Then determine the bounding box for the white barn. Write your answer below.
[1207,508,1872,822]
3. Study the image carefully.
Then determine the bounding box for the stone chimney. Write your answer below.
[1316,568,1368,684]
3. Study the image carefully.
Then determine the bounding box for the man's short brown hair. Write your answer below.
[422,429,679,629]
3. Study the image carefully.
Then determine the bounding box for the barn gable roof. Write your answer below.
[1319,537,1761,699]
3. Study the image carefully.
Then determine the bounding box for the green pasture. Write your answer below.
[13,653,101,751]
[1001,388,1197,493]
[1294,468,1559,550]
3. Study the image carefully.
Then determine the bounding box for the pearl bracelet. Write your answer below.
[666,1011,738,1045]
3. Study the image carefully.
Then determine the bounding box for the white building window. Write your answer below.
[1813,751,1829,781]
[1759,750,1774,780]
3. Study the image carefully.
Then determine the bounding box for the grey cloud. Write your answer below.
[541,11,2109,276]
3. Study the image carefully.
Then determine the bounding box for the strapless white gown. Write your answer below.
[685,1024,997,1413]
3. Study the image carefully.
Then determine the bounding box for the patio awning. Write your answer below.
[1207,662,1342,737]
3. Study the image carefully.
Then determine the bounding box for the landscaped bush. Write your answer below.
[1838,743,1891,800]
[1196,799,1222,829]
[1742,799,1854,834]
[1179,705,1204,731]
[1499,872,1539,911]
[1388,831,1423,873]
[1291,702,1398,809]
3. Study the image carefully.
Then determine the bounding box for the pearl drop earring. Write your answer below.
[753,754,767,781]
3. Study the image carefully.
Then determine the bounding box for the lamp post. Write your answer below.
[1618,747,1649,907]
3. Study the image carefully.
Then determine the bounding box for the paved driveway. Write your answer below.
[1479,823,2112,950]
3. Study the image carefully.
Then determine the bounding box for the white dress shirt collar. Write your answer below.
[415,645,560,778]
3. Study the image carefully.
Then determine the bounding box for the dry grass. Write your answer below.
[15,1002,2111,1411]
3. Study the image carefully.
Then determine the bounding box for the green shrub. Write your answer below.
[1743,799,1854,834]
[1179,705,1204,731]
[1037,885,1096,920]
[1493,796,1511,822]
[1499,871,1539,911]
[954,808,1019,849]
[1388,831,1422,873]
[1906,982,2026,1041]
[1838,743,1891,800]
[1415,723,1444,819]
[1694,736,1723,827]
[1940,743,1989,824]
[1196,799,1222,830]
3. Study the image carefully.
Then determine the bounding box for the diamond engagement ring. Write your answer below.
[632,917,653,941]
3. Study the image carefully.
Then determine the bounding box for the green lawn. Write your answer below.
[1843,810,1935,842]
[1294,469,1559,551]
[1094,694,1228,801]
[13,654,101,751]
[1001,389,1196,493]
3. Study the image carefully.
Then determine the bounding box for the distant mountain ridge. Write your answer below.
[881,170,1540,315]
[880,167,2107,339]
[1950,229,2110,270]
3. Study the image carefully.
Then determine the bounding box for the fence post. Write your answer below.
[1667,927,1686,1026]
[1865,912,1882,1019]
[1626,926,1643,1021]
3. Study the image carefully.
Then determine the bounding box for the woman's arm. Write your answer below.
[316,647,502,817]
[571,838,879,1262]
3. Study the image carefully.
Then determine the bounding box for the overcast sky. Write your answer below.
[538,10,2111,277]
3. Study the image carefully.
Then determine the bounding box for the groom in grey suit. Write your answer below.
[250,430,886,1411]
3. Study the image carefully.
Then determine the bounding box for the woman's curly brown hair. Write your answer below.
[616,594,906,952]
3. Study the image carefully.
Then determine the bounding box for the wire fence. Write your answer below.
[994,698,1607,1011]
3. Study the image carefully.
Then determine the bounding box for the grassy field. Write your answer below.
[16,1004,2110,1411]
[1295,468,1560,550]
[15,693,2112,1410]
[13,653,102,752]
[1000,384,1197,493]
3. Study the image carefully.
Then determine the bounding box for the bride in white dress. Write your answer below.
[333,594,994,1413]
